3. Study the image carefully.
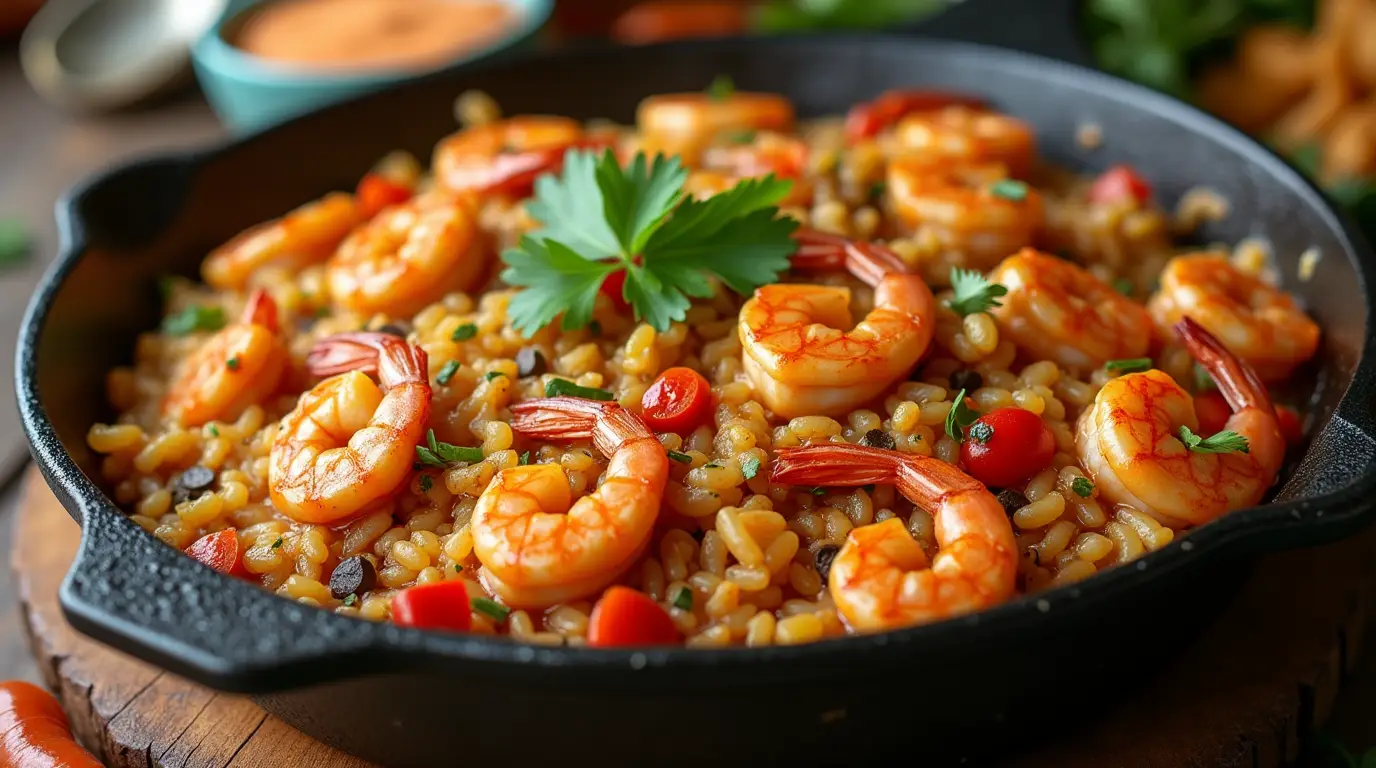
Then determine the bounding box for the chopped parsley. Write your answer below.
[946,267,1008,317]
[1104,357,1152,373]
[944,388,982,442]
[454,564,464,573]
[451,323,478,341]
[545,378,614,400]
[342,594,358,607]
[989,179,1029,201]
[0,219,31,267]
[1194,363,1216,392]
[707,74,735,101]
[672,585,694,611]
[969,421,994,443]
[739,454,761,480]
[1071,477,1095,498]
[472,597,511,623]
[208,425,220,437]
[1113,277,1134,296]
[485,371,506,382]
[271,536,284,550]
[225,356,240,371]
[806,486,828,497]
[419,475,433,493]
[519,451,531,466]
[727,129,757,145]
[500,149,796,335]
[415,429,485,467]
[667,449,693,464]
[162,305,226,336]
[436,360,460,385]
[1178,425,1250,455]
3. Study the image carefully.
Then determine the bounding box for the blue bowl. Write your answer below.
[191,0,552,132]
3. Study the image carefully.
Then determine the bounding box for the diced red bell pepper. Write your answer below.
[356,173,414,219]
[844,89,984,144]
[1087,165,1153,206]
[391,580,472,633]
[587,586,679,647]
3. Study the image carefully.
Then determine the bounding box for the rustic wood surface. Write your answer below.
[8,465,1376,767]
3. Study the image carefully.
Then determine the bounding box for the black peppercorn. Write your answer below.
[949,369,984,393]
[329,555,378,600]
[858,428,896,450]
[812,544,841,582]
[995,489,1029,517]
[172,465,215,504]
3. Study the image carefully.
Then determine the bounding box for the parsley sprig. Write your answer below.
[1178,425,1250,454]
[945,388,982,442]
[501,149,797,335]
[415,429,484,467]
[947,268,1008,317]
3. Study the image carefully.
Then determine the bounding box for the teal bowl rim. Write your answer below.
[191,0,553,87]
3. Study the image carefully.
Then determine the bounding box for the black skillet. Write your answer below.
[16,0,1376,765]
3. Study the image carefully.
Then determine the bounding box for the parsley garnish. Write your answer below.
[989,179,1029,201]
[162,306,226,336]
[419,475,433,493]
[1113,277,1134,296]
[672,585,694,611]
[1071,477,1094,497]
[415,429,484,467]
[806,486,828,497]
[944,388,982,442]
[436,360,460,385]
[343,594,358,607]
[545,378,614,400]
[225,356,240,371]
[501,150,796,335]
[1105,357,1151,373]
[271,536,284,550]
[726,129,756,144]
[667,449,693,464]
[455,564,464,573]
[451,323,477,341]
[208,426,220,437]
[1178,425,1250,454]
[740,454,761,480]
[947,268,1008,317]
[1194,363,1216,392]
[519,451,530,466]
[472,597,511,623]
[0,218,31,267]
[484,371,506,382]
[969,421,994,443]
[707,74,735,101]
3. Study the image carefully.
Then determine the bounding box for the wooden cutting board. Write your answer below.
[13,467,1375,767]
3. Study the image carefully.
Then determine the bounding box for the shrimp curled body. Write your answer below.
[162,289,288,427]
[472,397,669,608]
[637,91,795,166]
[433,116,585,197]
[771,443,1016,631]
[269,332,431,524]
[203,192,361,290]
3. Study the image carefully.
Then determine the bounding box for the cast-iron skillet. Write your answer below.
[17,1,1376,764]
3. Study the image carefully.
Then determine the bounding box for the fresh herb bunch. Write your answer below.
[501,149,798,336]
[753,0,944,32]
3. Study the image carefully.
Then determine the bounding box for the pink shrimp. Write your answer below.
[161,289,287,427]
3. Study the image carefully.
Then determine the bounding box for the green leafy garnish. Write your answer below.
[501,150,796,335]
[545,378,614,400]
[1105,357,1152,372]
[969,421,994,443]
[0,218,31,267]
[271,537,284,550]
[667,449,693,464]
[484,371,506,382]
[806,486,828,497]
[1178,425,1250,454]
[162,306,226,336]
[472,597,511,623]
[989,179,1029,201]
[419,475,433,493]
[208,426,220,438]
[726,129,757,145]
[343,594,358,607]
[519,451,531,466]
[1113,277,1134,296]
[740,454,761,480]
[1071,477,1095,498]
[436,360,460,386]
[947,268,1008,317]
[415,429,484,467]
[672,585,694,611]
[707,74,735,101]
[451,323,478,341]
[225,356,240,371]
[945,388,982,442]
[455,564,464,573]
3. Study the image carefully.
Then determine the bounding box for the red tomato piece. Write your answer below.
[611,1,748,45]
[641,367,713,434]
[959,407,1056,488]
[355,173,413,219]
[1087,165,1153,205]
[391,581,472,633]
[587,586,679,648]
[184,529,249,579]
[1193,391,1232,436]
[844,89,984,143]
[599,266,630,312]
[1275,405,1303,444]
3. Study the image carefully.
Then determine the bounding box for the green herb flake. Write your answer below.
[1071,476,1095,498]
[484,371,506,382]
[519,451,531,466]
[944,388,982,442]
[1104,357,1152,373]
[415,428,485,467]
[451,323,478,341]
[672,585,694,611]
[343,594,358,607]
[162,305,227,336]
[419,475,433,493]
[739,454,761,480]
[707,74,735,101]
[667,449,693,464]
[455,564,464,573]
[226,356,240,371]
[727,129,757,145]
[436,360,461,386]
[0,218,31,267]
[271,536,284,550]
[969,421,994,444]
[989,179,1029,201]
[946,267,1008,317]
[472,597,511,623]
[1113,277,1134,296]
[545,378,614,400]
[208,426,220,438]
[808,486,828,497]
[1178,425,1250,455]
[1194,362,1216,392]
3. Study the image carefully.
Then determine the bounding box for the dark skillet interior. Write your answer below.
[17,27,1376,767]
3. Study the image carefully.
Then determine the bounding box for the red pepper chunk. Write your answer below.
[599,266,630,312]
[588,587,679,648]
[355,173,413,219]
[959,407,1056,489]
[391,581,472,633]
[844,89,985,143]
[642,367,713,434]
[184,529,249,579]
[1087,165,1153,206]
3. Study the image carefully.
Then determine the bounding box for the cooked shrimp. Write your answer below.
[203,192,361,290]
[637,91,795,166]
[687,131,813,206]
[269,332,430,524]
[1146,253,1320,381]
[161,289,288,427]
[989,248,1153,372]
[1077,318,1285,528]
[886,155,1043,270]
[894,105,1037,178]
[739,232,936,419]
[771,443,1016,631]
[433,115,586,197]
[472,397,668,608]
[325,193,489,318]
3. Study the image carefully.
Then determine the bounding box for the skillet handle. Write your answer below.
[906,0,1093,68]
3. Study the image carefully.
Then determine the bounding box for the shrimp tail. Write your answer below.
[306,332,428,389]
[1174,317,1273,414]
[511,397,653,456]
[241,288,279,332]
[773,444,984,510]
[789,230,910,286]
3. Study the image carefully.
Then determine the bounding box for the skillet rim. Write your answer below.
[18,32,1376,691]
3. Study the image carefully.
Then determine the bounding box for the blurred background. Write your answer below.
[1,0,1375,761]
